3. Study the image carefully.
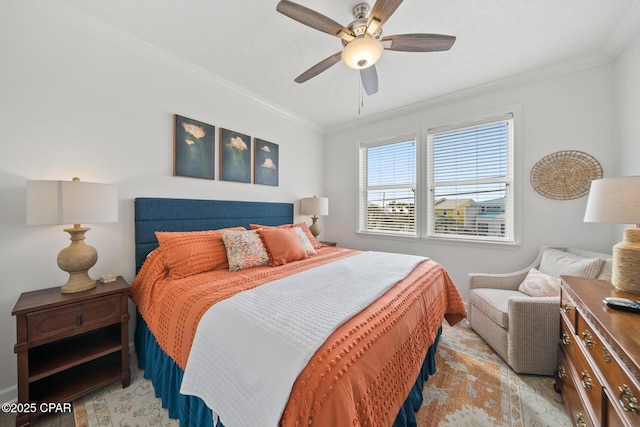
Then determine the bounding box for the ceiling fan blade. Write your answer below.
[277,0,354,42]
[294,52,343,84]
[360,66,378,96]
[382,33,456,52]
[366,0,404,34]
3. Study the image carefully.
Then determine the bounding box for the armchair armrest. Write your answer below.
[468,246,568,292]
[468,270,530,292]
[507,296,560,375]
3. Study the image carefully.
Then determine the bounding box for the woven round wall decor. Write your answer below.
[530,150,603,200]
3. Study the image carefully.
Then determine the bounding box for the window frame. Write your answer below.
[357,131,420,239]
[355,107,520,247]
[423,109,519,246]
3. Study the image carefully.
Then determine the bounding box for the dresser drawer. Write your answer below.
[604,387,630,427]
[576,311,608,369]
[27,294,122,344]
[557,347,596,427]
[561,315,603,424]
[603,363,640,425]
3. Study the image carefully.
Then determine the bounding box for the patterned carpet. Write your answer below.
[74,321,570,427]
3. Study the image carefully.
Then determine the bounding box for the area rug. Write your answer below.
[74,322,570,427]
[416,321,570,426]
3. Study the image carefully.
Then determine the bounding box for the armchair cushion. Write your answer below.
[470,288,525,328]
[538,248,604,279]
[518,268,561,297]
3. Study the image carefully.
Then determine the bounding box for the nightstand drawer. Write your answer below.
[27,294,121,344]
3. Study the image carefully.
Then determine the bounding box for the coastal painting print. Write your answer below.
[220,128,251,183]
[254,138,279,186]
[174,115,215,180]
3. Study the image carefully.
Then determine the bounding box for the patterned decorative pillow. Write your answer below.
[256,227,309,265]
[221,230,269,272]
[519,268,562,297]
[250,222,322,249]
[539,248,604,279]
[155,227,246,278]
[294,226,317,256]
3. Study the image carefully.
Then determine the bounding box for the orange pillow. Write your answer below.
[250,222,322,249]
[256,227,309,266]
[155,227,246,278]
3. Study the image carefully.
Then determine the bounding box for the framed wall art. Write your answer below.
[220,128,251,183]
[173,114,215,180]
[254,138,279,186]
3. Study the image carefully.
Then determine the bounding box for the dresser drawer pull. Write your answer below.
[562,302,572,314]
[557,365,567,380]
[76,313,83,326]
[561,332,571,345]
[619,385,639,413]
[602,347,611,363]
[575,413,587,427]
[581,330,594,348]
[581,371,592,390]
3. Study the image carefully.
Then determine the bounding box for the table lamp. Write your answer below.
[27,177,118,293]
[300,196,329,238]
[584,176,640,294]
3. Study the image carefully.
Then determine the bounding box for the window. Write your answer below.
[358,136,416,236]
[426,114,514,243]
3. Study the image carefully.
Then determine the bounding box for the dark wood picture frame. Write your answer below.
[254,138,279,186]
[220,128,251,183]
[173,114,215,180]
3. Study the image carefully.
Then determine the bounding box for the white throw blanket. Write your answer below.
[180,251,427,427]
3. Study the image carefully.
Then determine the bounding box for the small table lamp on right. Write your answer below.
[584,176,640,294]
[300,196,329,239]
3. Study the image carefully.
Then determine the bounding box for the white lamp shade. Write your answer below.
[584,176,640,224]
[301,196,329,216]
[342,37,383,70]
[27,180,118,225]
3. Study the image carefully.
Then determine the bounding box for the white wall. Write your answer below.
[324,64,619,297]
[0,2,325,400]
[614,28,640,176]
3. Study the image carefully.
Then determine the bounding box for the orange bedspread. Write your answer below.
[131,246,466,426]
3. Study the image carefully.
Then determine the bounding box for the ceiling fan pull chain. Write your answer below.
[358,78,364,115]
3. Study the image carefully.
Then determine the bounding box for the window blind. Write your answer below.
[359,138,417,236]
[427,114,514,242]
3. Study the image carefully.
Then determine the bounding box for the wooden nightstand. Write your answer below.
[12,277,131,427]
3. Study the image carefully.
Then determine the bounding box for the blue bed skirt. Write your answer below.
[135,313,442,427]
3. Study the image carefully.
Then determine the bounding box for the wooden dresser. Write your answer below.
[556,276,640,427]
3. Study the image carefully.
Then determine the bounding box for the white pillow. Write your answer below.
[294,226,317,256]
[539,248,604,279]
[519,268,562,297]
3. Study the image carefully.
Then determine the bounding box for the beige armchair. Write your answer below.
[468,246,612,376]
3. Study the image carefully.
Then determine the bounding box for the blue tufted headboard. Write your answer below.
[134,197,294,273]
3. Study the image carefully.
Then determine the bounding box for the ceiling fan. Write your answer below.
[276,0,456,96]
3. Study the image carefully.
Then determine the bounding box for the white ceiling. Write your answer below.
[53,0,640,131]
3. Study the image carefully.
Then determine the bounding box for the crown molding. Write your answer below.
[11,0,325,135]
[604,0,640,60]
[326,52,613,135]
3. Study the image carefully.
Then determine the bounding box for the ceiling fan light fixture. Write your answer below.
[342,36,383,69]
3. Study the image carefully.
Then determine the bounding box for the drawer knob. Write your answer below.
[557,365,567,380]
[575,413,587,427]
[581,330,594,348]
[602,347,611,363]
[581,370,593,390]
[562,302,572,313]
[76,313,83,326]
[619,384,639,413]
[561,332,571,346]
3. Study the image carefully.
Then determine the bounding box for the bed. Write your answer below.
[131,197,466,427]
